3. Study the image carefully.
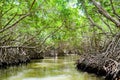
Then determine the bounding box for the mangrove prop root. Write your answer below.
[0,46,43,68]
[76,54,120,80]
[76,32,120,80]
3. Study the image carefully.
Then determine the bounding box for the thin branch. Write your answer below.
[35,24,63,48]
[0,46,35,49]
[41,26,62,45]
[22,26,48,46]
[112,38,120,53]
[2,7,13,17]
[0,13,30,33]
[104,32,120,57]
[87,15,106,34]
[2,0,15,17]
[2,35,11,45]
[30,0,36,11]
[0,0,38,33]
[82,1,106,34]
[98,13,113,35]
[2,13,17,29]
[0,32,11,41]
[110,0,120,19]
[92,0,120,27]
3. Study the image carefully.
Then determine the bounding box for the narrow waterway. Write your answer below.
[0,55,104,80]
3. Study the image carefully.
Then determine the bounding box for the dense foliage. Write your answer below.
[0,0,120,54]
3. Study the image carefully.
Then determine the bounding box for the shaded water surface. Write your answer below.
[0,55,104,80]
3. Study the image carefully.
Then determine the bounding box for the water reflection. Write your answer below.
[0,55,104,80]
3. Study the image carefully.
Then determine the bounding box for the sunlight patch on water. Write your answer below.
[6,69,32,80]
[33,63,52,68]
[23,75,70,80]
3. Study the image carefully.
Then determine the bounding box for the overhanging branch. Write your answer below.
[92,0,120,27]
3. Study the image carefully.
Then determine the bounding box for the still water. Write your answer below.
[0,55,104,80]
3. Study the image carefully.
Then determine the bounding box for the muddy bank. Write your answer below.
[0,46,44,68]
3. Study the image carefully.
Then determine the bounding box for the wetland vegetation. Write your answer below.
[0,0,120,80]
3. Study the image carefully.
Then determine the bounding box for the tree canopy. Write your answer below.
[0,0,120,53]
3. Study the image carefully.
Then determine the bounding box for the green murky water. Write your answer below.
[0,55,104,80]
